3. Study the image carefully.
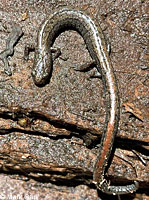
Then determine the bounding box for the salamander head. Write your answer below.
[32,48,52,86]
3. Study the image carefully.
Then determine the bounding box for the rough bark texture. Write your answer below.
[0,0,148,199]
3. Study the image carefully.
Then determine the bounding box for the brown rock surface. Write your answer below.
[0,0,148,199]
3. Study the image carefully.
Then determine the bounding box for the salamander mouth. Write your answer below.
[31,70,49,86]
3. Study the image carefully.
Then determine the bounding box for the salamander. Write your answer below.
[32,7,139,194]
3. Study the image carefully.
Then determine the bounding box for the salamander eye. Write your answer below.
[31,70,35,76]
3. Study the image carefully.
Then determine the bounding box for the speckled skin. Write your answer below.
[32,7,139,194]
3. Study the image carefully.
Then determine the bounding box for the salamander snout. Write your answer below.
[32,49,53,86]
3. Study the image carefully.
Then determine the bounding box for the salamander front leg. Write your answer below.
[24,45,61,62]
[51,47,61,61]
[24,44,35,61]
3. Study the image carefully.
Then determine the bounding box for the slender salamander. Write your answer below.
[0,24,23,75]
[32,7,139,194]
